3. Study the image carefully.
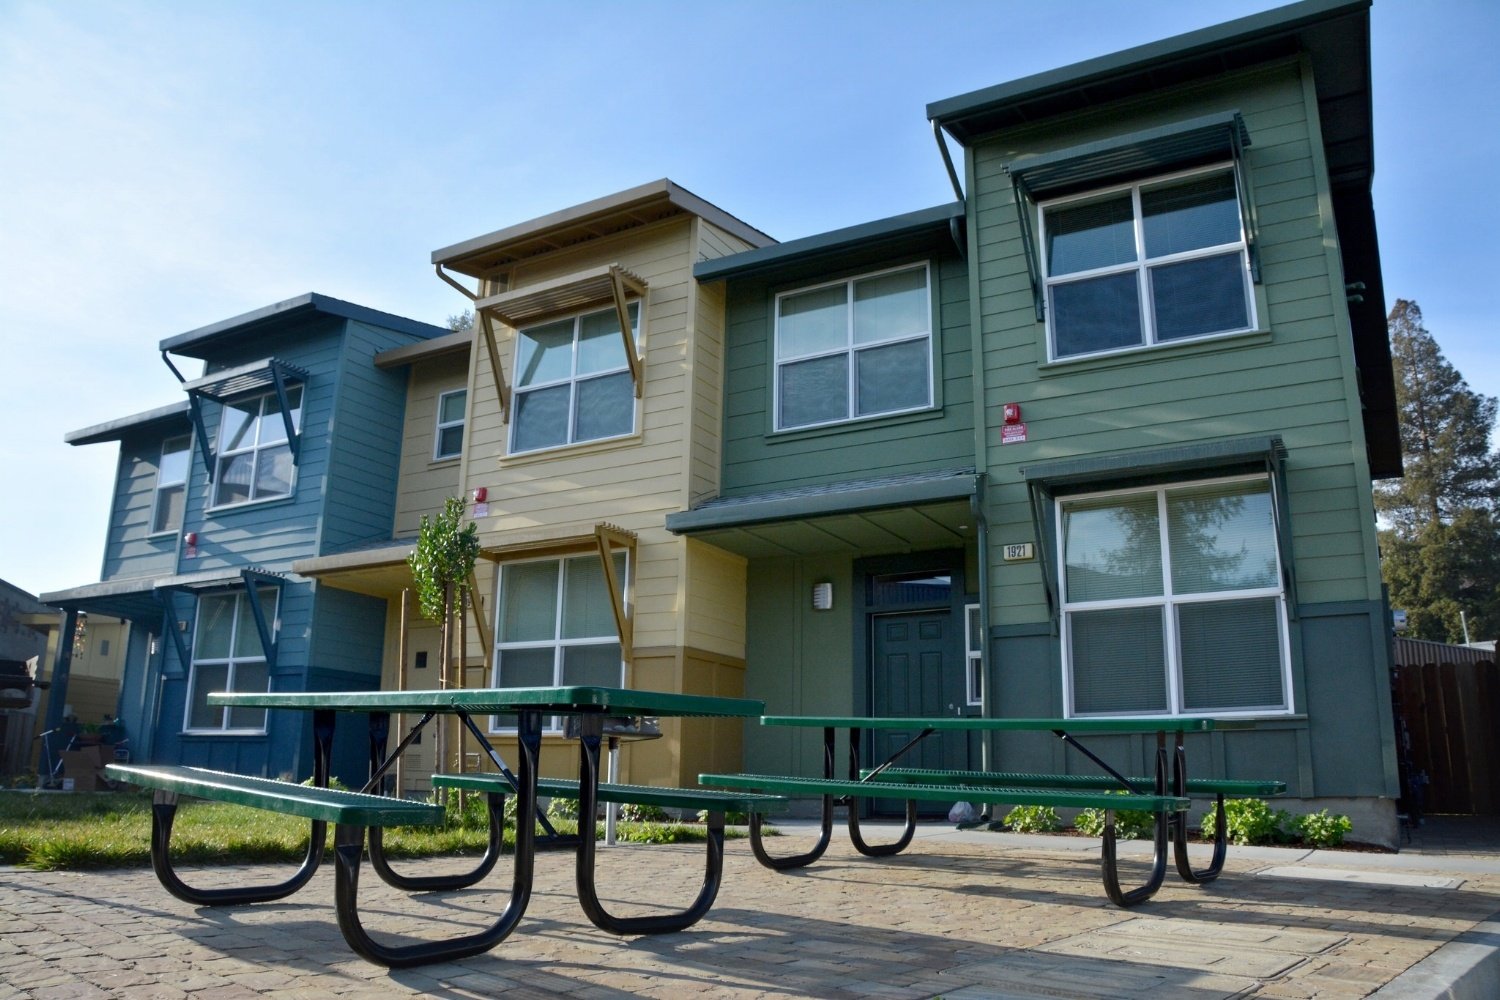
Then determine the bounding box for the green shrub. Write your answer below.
[617,802,668,823]
[547,795,579,821]
[1073,792,1155,840]
[1293,809,1352,848]
[1002,804,1060,833]
[1222,798,1292,845]
[695,808,753,825]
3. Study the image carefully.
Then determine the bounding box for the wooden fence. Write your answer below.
[1390,638,1499,815]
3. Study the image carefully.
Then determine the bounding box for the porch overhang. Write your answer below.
[39,568,288,627]
[293,543,417,599]
[666,469,980,558]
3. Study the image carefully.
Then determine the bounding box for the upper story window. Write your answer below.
[1058,475,1290,718]
[212,387,303,508]
[774,263,932,431]
[184,587,276,733]
[510,302,639,455]
[1042,165,1255,361]
[151,435,191,534]
[434,388,467,460]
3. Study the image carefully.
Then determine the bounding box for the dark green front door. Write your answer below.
[869,610,972,815]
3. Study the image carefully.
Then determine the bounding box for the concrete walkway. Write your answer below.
[2,817,1497,999]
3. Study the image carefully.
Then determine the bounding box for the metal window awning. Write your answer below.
[468,264,648,422]
[1020,436,1293,625]
[482,523,638,666]
[1007,111,1258,321]
[164,356,311,483]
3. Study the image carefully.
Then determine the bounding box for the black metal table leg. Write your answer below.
[749,726,834,869]
[332,709,541,967]
[1100,741,1169,906]
[148,789,325,906]
[1172,734,1227,883]
[846,727,917,857]
[573,714,724,934]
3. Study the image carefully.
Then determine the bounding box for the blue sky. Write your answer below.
[2,0,1496,599]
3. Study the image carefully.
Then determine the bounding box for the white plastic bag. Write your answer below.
[948,800,977,823]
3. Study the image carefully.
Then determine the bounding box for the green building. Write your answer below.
[674,0,1403,845]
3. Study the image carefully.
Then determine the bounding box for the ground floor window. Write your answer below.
[1058,475,1291,717]
[184,587,277,732]
[491,551,627,732]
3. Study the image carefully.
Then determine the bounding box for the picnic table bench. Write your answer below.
[701,714,1283,907]
[110,685,765,968]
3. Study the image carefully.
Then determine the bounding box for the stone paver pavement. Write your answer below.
[2,824,1498,998]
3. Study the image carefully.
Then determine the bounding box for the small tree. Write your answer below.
[408,497,480,786]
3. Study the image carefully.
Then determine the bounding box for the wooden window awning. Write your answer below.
[471,264,648,421]
[481,523,637,665]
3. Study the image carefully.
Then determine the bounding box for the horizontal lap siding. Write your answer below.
[181,319,344,574]
[101,428,187,581]
[975,62,1377,625]
[720,253,973,495]
[393,352,468,537]
[466,220,701,652]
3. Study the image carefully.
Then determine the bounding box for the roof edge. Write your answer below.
[431,179,775,271]
[65,400,192,446]
[694,202,963,283]
[927,0,1368,136]
[159,293,448,357]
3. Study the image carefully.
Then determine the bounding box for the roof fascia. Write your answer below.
[927,0,1368,141]
[431,179,776,275]
[159,293,447,359]
[65,401,192,446]
[694,203,963,283]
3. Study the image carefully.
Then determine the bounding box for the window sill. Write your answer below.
[501,431,642,468]
[766,405,945,444]
[1038,327,1272,377]
[205,492,297,516]
[180,729,269,737]
[147,529,180,540]
[428,456,461,468]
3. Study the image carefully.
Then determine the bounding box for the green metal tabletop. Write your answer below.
[207,686,764,718]
[759,715,1235,733]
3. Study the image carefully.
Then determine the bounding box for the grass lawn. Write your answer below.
[0,789,731,871]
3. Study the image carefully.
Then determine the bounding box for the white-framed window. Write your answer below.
[184,587,277,733]
[774,262,933,431]
[1058,474,1291,718]
[964,603,983,707]
[1041,164,1255,361]
[434,388,467,460]
[151,435,191,534]
[490,551,627,732]
[211,387,303,508]
[510,302,639,454]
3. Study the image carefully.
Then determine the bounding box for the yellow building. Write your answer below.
[297,181,772,793]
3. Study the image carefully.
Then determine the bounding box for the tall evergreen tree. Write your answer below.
[1375,299,1498,532]
[1375,299,1500,643]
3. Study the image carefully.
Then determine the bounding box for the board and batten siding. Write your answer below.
[393,351,469,538]
[973,60,1383,629]
[718,251,973,497]
[318,320,424,555]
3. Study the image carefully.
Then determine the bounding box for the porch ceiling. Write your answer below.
[682,498,975,559]
[292,543,414,600]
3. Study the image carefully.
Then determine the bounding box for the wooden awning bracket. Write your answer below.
[477,309,510,423]
[608,266,645,398]
[594,524,636,666]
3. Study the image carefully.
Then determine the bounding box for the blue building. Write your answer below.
[42,294,447,784]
